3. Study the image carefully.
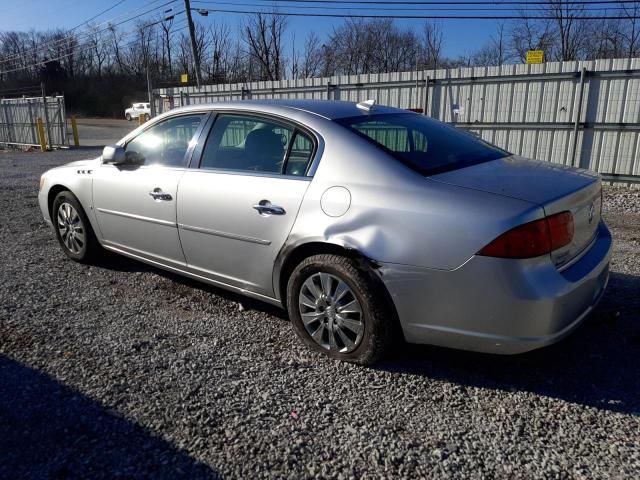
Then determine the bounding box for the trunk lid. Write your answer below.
[430,155,602,268]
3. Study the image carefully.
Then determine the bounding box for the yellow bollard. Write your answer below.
[71,115,80,147]
[36,117,47,152]
[138,114,145,126]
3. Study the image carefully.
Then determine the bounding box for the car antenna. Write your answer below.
[356,99,376,113]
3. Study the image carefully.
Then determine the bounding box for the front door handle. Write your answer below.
[149,188,173,201]
[253,200,286,216]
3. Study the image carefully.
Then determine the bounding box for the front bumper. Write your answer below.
[380,221,612,354]
[38,190,52,226]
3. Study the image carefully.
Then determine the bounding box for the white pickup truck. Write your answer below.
[124,102,151,121]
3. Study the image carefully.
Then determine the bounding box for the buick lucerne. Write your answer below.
[39,100,612,364]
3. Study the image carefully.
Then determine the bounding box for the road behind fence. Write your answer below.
[154,57,640,182]
[0,96,67,148]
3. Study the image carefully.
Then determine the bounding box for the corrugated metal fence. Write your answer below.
[154,57,640,181]
[0,96,67,148]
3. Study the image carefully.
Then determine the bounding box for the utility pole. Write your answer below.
[184,0,202,87]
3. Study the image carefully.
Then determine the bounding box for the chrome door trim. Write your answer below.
[96,208,177,227]
[178,223,271,245]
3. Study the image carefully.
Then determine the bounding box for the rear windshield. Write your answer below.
[336,113,508,175]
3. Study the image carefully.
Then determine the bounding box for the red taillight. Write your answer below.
[547,211,574,251]
[478,212,574,259]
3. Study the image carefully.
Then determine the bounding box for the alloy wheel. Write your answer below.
[298,272,364,353]
[57,202,85,254]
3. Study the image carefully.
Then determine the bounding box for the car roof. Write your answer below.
[169,99,402,121]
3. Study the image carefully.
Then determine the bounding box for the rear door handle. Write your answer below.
[253,200,285,216]
[149,188,173,201]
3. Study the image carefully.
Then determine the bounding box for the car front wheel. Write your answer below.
[125,113,131,121]
[52,191,100,262]
[287,254,394,365]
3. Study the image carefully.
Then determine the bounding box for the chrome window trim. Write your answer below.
[190,167,313,182]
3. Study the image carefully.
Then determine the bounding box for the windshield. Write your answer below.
[336,113,508,175]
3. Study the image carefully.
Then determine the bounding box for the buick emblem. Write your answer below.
[588,202,595,224]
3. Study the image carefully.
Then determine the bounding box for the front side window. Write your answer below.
[200,114,314,176]
[124,114,205,167]
[336,113,507,175]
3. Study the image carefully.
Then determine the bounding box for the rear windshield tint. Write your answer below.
[336,113,508,175]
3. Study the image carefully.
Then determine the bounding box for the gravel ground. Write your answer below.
[1,148,639,479]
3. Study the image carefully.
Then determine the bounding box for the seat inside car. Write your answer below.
[244,128,285,172]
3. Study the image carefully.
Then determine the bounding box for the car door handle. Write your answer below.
[149,188,173,201]
[253,200,285,216]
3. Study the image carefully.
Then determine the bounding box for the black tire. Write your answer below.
[144,113,150,121]
[52,190,101,263]
[125,113,132,121]
[286,254,394,365]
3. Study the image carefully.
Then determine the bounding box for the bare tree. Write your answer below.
[422,21,444,69]
[621,0,640,58]
[243,12,287,81]
[299,31,323,78]
[322,19,420,75]
[509,16,555,62]
[544,0,590,60]
[473,23,510,66]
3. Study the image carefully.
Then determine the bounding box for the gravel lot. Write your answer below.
[1,148,639,479]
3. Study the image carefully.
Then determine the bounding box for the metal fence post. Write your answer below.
[2,102,12,144]
[423,76,430,116]
[569,67,587,167]
[41,83,52,148]
[27,99,37,145]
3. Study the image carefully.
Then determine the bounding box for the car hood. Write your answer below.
[428,155,599,206]
[60,157,102,169]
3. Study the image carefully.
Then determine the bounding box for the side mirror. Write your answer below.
[102,145,126,165]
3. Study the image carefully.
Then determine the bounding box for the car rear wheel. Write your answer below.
[287,254,394,365]
[125,113,131,121]
[144,113,150,121]
[52,191,101,262]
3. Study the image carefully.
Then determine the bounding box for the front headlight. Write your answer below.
[39,175,45,192]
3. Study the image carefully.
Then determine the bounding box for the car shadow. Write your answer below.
[376,271,640,416]
[91,252,640,415]
[91,251,288,320]
[0,355,219,479]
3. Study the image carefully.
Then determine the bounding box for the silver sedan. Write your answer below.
[38,100,612,364]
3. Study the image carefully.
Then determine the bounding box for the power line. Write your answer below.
[193,0,636,11]
[194,6,640,19]
[193,0,640,5]
[69,0,129,31]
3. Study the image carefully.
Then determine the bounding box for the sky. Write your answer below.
[0,0,513,60]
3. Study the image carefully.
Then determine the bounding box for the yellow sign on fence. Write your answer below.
[526,50,544,64]
[180,73,189,83]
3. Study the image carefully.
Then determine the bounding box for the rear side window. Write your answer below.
[200,114,314,176]
[336,113,507,175]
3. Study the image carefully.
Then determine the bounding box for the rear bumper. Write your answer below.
[380,221,612,354]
